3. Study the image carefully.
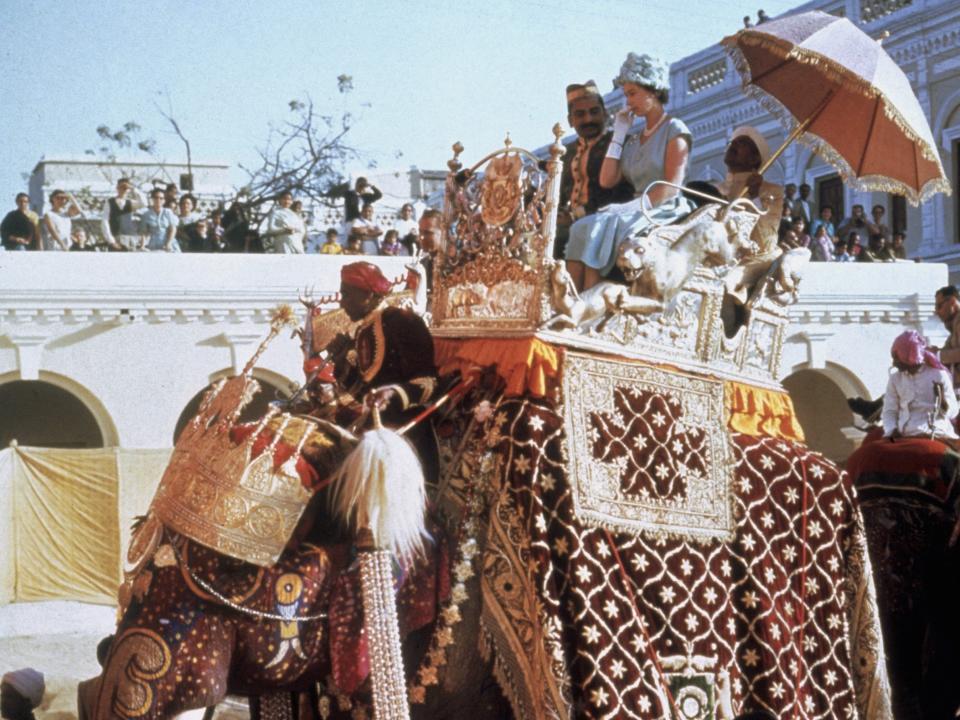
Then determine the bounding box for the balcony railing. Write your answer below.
[687,59,727,94]
[861,0,912,22]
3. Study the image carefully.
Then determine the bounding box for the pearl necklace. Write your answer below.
[641,112,668,140]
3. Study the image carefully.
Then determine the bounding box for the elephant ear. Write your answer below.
[329,426,428,563]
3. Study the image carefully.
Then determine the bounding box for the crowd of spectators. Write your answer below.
[1,175,914,264]
[775,182,909,263]
[0,176,430,257]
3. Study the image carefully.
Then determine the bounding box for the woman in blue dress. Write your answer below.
[565,53,693,291]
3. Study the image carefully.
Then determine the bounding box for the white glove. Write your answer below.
[611,109,633,145]
[605,109,633,160]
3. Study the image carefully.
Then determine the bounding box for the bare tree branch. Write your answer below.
[155,90,192,179]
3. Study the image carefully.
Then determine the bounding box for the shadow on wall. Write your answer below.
[173,379,292,445]
[0,380,104,448]
[783,369,858,464]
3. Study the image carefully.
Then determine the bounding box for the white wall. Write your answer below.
[0,253,410,448]
[0,253,949,459]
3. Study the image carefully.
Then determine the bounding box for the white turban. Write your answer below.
[2,668,45,708]
[731,126,771,168]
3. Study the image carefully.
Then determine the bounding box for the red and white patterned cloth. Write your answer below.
[470,394,889,719]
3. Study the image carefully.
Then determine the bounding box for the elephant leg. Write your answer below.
[95,619,233,719]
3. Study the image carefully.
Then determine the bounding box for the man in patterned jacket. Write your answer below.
[555,80,634,259]
[331,261,439,478]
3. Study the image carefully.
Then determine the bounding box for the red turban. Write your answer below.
[340,262,393,295]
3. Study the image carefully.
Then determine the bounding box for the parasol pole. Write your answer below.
[740,90,835,197]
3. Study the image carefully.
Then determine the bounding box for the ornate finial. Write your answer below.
[550,123,565,161]
[270,303,297,330]
[503,132,512,149]
[448,142,464,173]
[241,304,299,375]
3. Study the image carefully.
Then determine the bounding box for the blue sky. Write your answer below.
[0,0,801,203]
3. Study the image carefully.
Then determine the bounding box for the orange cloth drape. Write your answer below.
[724,381,805,443]
[435,337,803,441]
[434,337,561,397]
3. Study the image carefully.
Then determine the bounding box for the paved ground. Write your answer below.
[0,601,248,719]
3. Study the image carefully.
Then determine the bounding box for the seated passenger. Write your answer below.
[882,330,958,440]
[716,126,783,256]
[554,79,634,260]
[564,52,693,291]
[716,127,785,309]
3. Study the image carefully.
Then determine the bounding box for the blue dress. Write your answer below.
[565,117,693,275]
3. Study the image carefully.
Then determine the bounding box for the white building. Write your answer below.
[668,0,960,278]
[0,254,411,450]
[29,156,234,219]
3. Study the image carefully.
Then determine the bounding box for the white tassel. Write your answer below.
[331,425,427,563]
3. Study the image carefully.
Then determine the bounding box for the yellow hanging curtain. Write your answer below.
[0,446,171,606]
[12,447,121,603]
[724,381,805,443]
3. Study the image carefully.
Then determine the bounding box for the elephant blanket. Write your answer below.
[433,352,891,720]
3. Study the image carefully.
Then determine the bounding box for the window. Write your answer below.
[816,175,844,226]
[890,194,906,235]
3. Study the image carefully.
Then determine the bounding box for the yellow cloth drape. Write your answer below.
[434,337,562,397]
[724,381,805,443]
[0,446,170,606]
[12,447,120,603]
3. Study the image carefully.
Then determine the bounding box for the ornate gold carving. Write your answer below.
[150,319,358,567]
[562,353,736,543]
[431,129,563,337]
[480,153,522,226]
[98,628,172,718]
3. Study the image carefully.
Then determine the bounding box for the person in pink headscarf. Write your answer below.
[881,330,958,439]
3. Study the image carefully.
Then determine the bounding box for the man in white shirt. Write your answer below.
[41,189,82,251]
[101,178,146,251]
[348,203,383,255]
[262,190,306,253]
[882,330,958,440]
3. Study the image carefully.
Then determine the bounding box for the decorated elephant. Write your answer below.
[91,366,513,720]
[92,134,892,719]
[846,429,960,719]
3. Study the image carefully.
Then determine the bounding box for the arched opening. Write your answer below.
[0,380,105,448]
[173,377,293,444]
[782,369,856,464]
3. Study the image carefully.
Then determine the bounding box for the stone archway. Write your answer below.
[172,373,293,444]
[0,379,105,448]
[782,367,859,464]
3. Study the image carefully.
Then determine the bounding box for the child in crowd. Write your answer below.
[320,228,343,255]
[343,235,364,255]
[380,229,402,256]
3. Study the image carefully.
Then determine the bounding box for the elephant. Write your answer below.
[846,431,960,719]
[92,490,513,720]
[90,382,515,720]
[91,353,892,720]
